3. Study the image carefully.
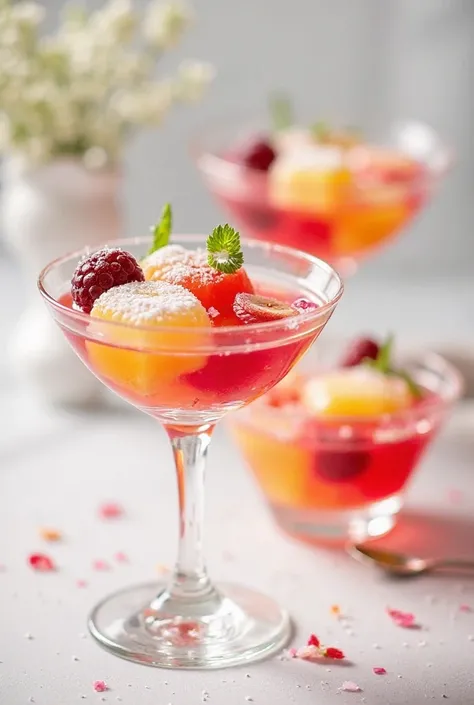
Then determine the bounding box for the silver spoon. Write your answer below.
[349,544,474,577]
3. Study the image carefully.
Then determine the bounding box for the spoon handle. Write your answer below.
[437,559,474,572]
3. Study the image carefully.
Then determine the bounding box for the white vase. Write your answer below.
[1,157,122,407]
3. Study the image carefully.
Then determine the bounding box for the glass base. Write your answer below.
[88,581,291,669]
[271,495,401,544]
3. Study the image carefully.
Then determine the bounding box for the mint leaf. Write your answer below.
[363,334,422,398]
[311,121,330,142]
[147,203,172,256]
[269,93,293,132]
[207,224,244,274]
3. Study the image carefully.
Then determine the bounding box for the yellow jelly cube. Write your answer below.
[86,280,211,397]
[301,368,412,418]
[270,146,351,216]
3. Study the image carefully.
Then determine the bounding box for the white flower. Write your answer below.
[176,61,216,102]
[143,1,192,48]
[0,0,213,165]
[11,2,44,26]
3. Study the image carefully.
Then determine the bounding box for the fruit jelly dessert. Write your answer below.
[213,124,424,262]
[66,218,323,411]
[230,337,436,511]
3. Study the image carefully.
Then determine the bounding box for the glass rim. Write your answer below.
[38,234,344,341]
[191,115,453,185]
[234,349,463,427]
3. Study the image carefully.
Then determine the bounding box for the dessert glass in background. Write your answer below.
[193,114,451,276]
[228,337,462,543]
[38,233,343,669]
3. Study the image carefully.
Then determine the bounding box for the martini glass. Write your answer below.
[193,119,451,277]
[38,235,343,669]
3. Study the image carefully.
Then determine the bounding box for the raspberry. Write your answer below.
[316,449,370,482]
[241,139,276,171]
[340,337,380,367]
[71,248,144,313]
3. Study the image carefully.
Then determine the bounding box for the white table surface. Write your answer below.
[1,266,474,705]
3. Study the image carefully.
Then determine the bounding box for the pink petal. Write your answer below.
[28,553,56,572]
[115,551,128,563]
[93,681,108,693]
[373,667,387,675]
[341,681,362,692]
[92,560,110,571]
[295,645,320,661]
[76,579,88,588]
[98,502,124,519]
[287,647,297,658]
[387,607,419,628]
[460,604,472,613]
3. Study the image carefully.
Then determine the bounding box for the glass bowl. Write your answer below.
[228,342,462,544]
[193,118,451,276]
[38,235,343,669]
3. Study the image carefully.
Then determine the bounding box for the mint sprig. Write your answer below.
[269,93,293,132]
[311,121,330,142]
[364,335,422,399]
[147,203,172,256]
[207,224,244,274]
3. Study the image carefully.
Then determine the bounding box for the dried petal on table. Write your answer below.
[98,502,124,519]
[93,681,108,692]
[28,553,56,572]
[341,680,362,692]
[387,607,420,629]
[39,528,62,542]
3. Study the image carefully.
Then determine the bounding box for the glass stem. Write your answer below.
[166,424,215,601]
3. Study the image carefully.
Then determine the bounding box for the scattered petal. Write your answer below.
[460,604,472,613]
[341,681,362,693]
[324,647,345,660]
[76,579,88,588]
[287,647,297,658]
[330,604,341,617]
[92,560,110,572]
[115,551,128,563]
[387,607,419,629]
[156,563,169,574]
[93,681,108,693]
[307,634,320,647]
[373,667,386,675]
[0,564,6,572]
[39,527,62,542]
[295,645,320,661]
[98,502,124,519]
[28,553,56,572]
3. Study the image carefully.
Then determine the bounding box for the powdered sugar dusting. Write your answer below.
[91,281,209,327]
[160,262,224,288]
[142,245,207,279]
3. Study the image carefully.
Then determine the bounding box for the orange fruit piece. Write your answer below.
[86,281,211,397]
